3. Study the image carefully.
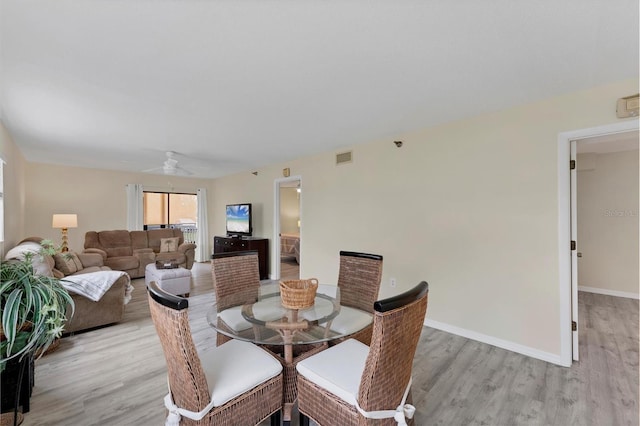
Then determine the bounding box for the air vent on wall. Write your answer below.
[616,94,639,118]
[336,151,353,165]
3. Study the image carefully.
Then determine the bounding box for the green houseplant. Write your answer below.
[0,241,75,423]
[0,241,75,368]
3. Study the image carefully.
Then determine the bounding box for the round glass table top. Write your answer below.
[207,283,373,346]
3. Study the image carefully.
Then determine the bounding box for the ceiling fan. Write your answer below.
[143,151,194,176]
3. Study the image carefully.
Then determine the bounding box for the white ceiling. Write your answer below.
[1,1,638,179]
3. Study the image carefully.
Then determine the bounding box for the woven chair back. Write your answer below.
[147,283,211,413]
[337,251,383,313]
[211,251,260,311]
[357,282,429,415]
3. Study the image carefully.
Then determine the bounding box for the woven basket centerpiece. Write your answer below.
[280,278,319,309]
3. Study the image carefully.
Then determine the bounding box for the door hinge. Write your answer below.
[571,240,576,250]
[570,160,576,170]
[572,321,577,331]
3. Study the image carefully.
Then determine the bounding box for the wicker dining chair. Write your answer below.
[296,281,429,426]
[211,251,261,346]
[147,281,283,426]
[330,251,383,346]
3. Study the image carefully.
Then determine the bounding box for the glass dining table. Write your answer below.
[206,282,374,424]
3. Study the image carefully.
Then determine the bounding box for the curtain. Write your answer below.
[195,188,209,262]
[125,183,144,231]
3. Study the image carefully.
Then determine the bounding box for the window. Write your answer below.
[143,191,197,242]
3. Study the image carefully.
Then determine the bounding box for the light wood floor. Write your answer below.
[21,262,638,425]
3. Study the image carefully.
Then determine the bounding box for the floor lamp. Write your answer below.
[52,214,78,252]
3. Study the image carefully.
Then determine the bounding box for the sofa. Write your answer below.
[83,229,196,278]
[4,238,132,334]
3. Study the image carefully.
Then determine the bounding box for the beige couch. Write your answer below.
[83,229,196,278]
[5,238,132,334]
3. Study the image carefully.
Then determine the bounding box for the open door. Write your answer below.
[273,176,301,280]
[570,140,579,361]
[558,120,638,367]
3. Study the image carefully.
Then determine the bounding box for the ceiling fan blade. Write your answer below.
[172,165,194,176]
[141,151,195,176]
[142,166,164,173]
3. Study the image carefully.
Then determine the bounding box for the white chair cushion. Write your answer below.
[218,305,283,332]
[299,297,335,321]
[200,339,282,407]
[296,338,369,406]
[329,306,373,336]
[251,304,287,322]
[217,306,252,332]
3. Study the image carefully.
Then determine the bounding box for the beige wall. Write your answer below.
[577,149,639,296]
[212,79,638,359]
[24,163,213,254]
[0,121,27,255]
[280,187,300,235]
[210,172,273,238]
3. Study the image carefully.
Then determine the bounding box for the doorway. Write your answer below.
[558,119,639,366]
[273,176,301,280]
[575,132,639,298]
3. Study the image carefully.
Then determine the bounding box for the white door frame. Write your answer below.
[557,119,639,367]
[570,140,578,361]
[272,175,302,280]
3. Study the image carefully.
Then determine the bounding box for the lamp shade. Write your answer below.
[52,214,78,229]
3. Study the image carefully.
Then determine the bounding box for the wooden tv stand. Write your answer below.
[213,236,269,279]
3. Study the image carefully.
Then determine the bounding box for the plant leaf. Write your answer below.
[2,288,23,356]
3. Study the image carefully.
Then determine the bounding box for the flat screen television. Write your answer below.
[226,203,252,237]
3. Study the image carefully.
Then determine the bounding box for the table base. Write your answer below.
[264,342,328,423]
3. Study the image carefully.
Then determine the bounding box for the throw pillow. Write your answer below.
[160,237,180,253]
[54,252,83,276]
[71,252,83,270]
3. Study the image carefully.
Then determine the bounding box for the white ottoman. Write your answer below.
[145,263,192,297]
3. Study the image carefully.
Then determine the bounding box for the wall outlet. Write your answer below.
[390,277,396,288]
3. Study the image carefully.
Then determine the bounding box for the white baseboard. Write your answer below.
[578,286,639,300]
[423,318,569,367]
